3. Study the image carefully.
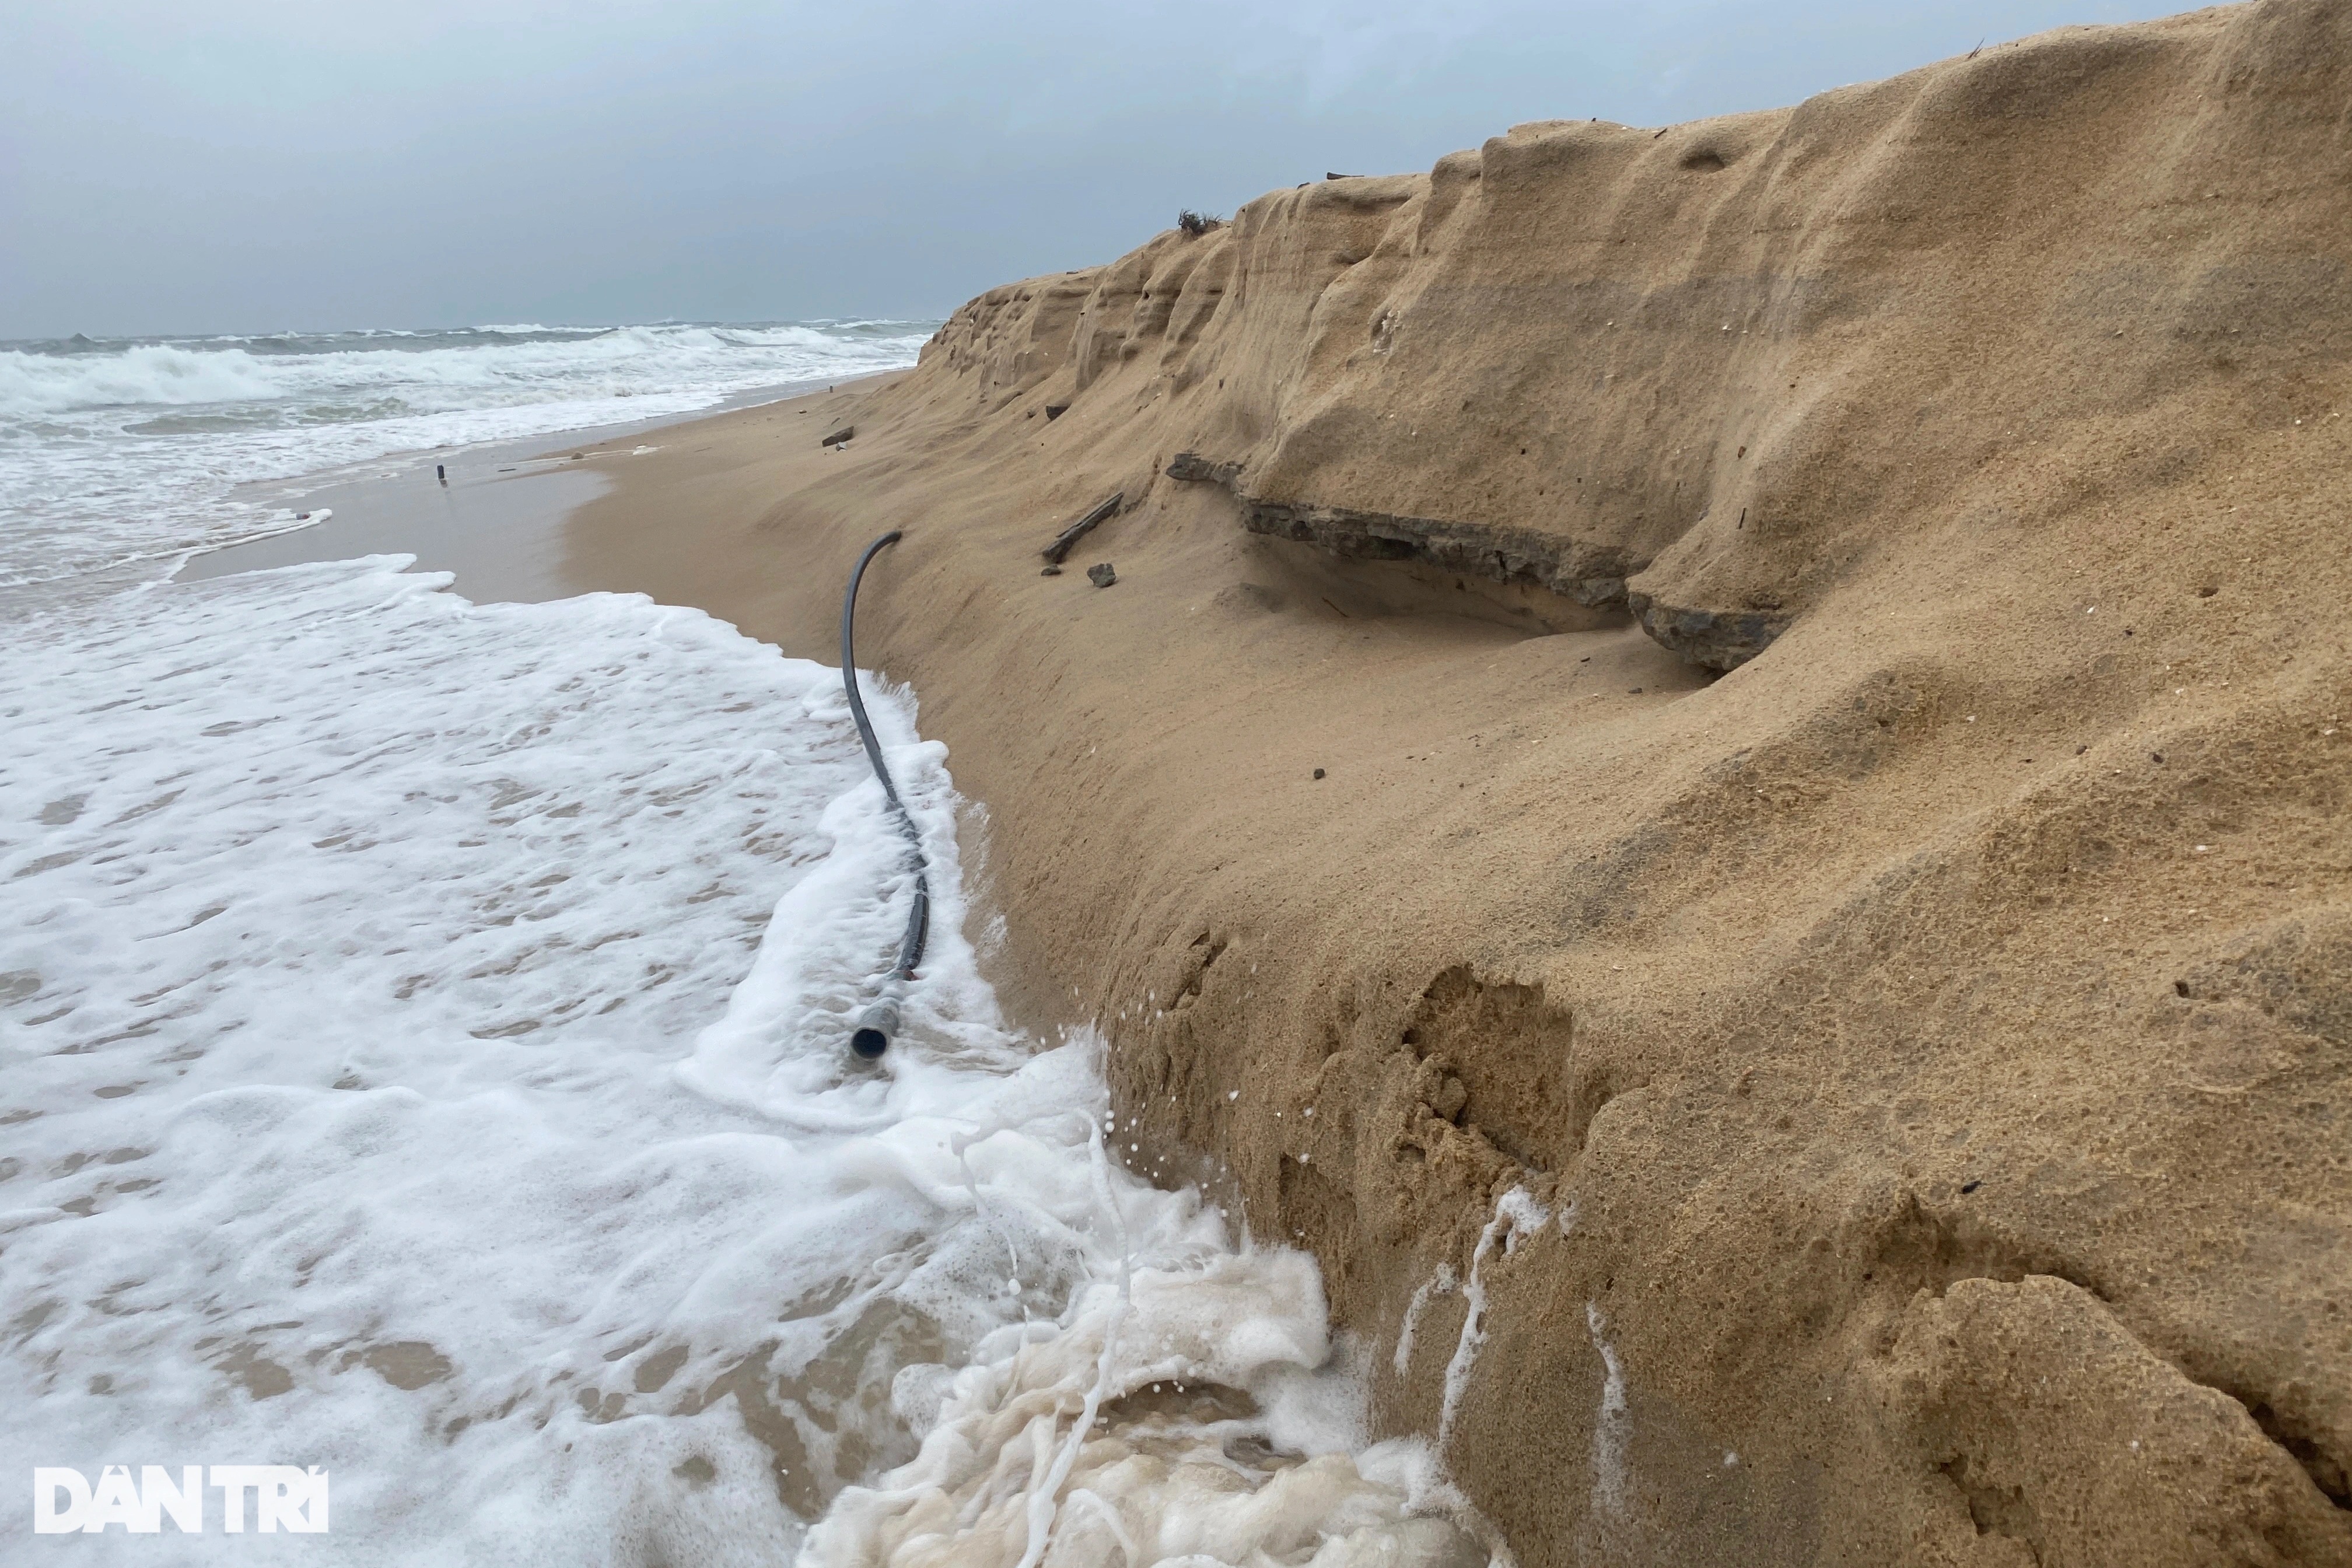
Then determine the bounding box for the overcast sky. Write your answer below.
[3,0,2180,338]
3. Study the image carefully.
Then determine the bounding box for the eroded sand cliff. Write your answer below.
[565,2,2352,1559]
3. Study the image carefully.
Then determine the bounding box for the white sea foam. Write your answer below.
[0,321,933,591]
[1437,1189,1546,1450]
[1394,1263,1458,1377]
[1,559,1484,1563]
[1583,1303,1630,1521]
[0,342,288,415]
[0,324,910,422]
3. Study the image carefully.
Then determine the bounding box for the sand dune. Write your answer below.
[564,2,2352,1560]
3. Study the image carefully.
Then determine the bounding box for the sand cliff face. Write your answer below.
[930,0,2351,679]
[568,2,2352,1560]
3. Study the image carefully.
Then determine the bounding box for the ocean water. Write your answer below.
[0,326,1486,1563]
[0,323,932,592]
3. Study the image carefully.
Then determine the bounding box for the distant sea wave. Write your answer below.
[0,320,936,589]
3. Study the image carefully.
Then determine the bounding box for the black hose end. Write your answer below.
[849,1027,890,1060]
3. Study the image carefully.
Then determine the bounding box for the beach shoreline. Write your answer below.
[19,338,1485,1561]
[548,5,2352,1563]
[175,370,901,604]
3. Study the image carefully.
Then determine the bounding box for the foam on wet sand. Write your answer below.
[2,555,1485,1563]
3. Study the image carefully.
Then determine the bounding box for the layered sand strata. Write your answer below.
[562,3,2352,1560]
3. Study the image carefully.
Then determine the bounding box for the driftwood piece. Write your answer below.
[821,425,855,447]
[1041,493,1122,564]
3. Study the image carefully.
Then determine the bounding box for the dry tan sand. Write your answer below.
[561,3,2352,1560]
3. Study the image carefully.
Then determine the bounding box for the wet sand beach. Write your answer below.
[177,373,881,603]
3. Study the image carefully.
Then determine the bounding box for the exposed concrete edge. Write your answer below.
[1167,452,1790,667]
[1625,592,1792,672]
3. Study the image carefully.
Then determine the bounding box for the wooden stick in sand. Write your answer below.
[1041,493,1123,565]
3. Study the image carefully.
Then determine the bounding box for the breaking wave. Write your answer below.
[0,320,935,592]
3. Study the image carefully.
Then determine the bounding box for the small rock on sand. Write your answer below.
[1087,562,1116,588]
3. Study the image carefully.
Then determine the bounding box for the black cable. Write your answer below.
[842,530,929,1059]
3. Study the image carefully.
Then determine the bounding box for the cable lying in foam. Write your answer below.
[841,530,929,1060]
